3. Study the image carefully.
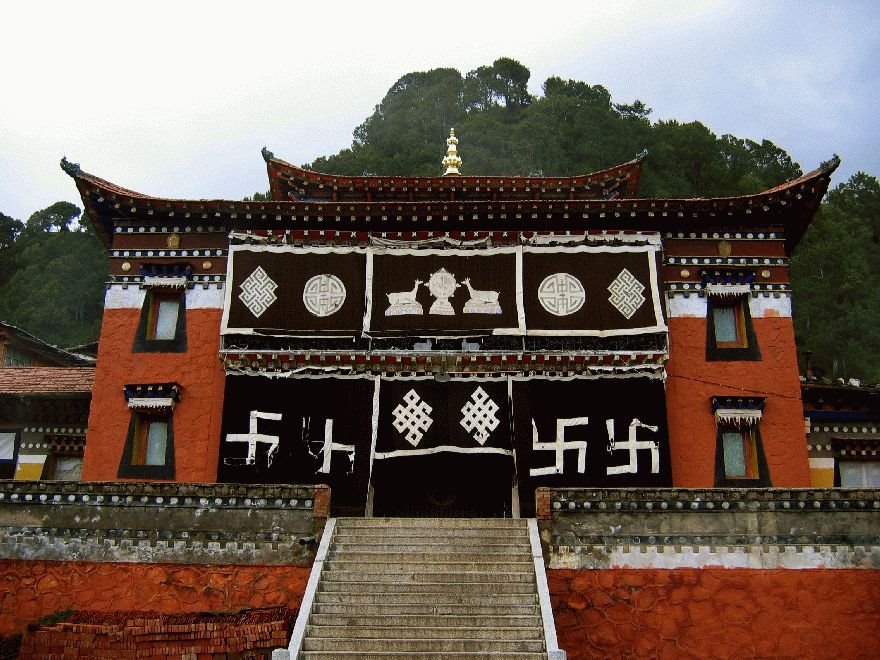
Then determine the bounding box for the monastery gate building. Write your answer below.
[64,136,831,506]
[5,136,876,657]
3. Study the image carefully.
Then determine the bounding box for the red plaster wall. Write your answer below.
[82,308,226,482]
[0,560,310,636]
[550,568,880,659]
[665,316,810,486]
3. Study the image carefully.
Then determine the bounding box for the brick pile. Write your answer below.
[19,608,295,659]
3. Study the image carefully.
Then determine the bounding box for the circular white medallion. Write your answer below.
[538,273,586,316]
[303,274,346,317]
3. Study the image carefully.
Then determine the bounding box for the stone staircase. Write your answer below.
[287,517,564,659]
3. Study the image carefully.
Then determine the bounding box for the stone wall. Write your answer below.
[539,487,880,659]
[0,480,328,636]
[537,487,880,569]
[0,481,328,565]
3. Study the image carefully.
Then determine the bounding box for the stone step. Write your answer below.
[312,602,541,617]
[325,559,535,573]
[299,652,548,659]
[301,638,546,653]
[318,581,537,595]
[309,613,542,628]
[332,528,529,540]
[330,542,530,554]
[320,570,534,584]
[334,517,528,529]
[327,550,532,563]
[305,624,544,641]
[313,592,538,607]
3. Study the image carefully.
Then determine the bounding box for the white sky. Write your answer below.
[1,0,878,221]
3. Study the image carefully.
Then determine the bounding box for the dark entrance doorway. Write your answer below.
[371,453,513,518]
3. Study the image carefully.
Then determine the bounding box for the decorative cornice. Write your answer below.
[59,156,81,177]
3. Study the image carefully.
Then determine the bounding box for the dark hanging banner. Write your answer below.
[376,379,512,459]
[222,244,664,336]
[512,377,671,500]
[222,246,367,334]
[522,246,664,335]
[217,375,375,515]
[366,249,523,334]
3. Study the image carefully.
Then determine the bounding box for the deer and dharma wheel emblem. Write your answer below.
[384,268,503,316]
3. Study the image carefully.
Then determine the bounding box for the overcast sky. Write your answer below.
[2,1,878,221]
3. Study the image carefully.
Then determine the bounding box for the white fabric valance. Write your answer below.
[127,397,176,410]
[143,276,187,289]
[704,283,751,298]
[714,408,762,427]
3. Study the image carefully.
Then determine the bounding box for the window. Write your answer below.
[839,461,880,488]
[118,383,179,479]
[0,430,20,479]
[706,295,761,361]
[713,397,770,486]
[712,302,747,348]
[133,288,187,352]
[133,417,169,465]
[721,428,759,479]
[48,456,83,481]
[118,411,175,479]
[148,296,180,341]
[4,347,32,366]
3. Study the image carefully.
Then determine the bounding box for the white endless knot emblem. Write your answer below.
[239,266,278,318]
[537,273,586,316]
[303,274,347,317]
[607,268,646,319]
[392,389,433,447]
[460,386,500,445]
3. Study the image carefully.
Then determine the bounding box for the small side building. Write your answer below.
[0,322,95,480]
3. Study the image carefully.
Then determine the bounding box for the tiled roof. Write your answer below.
[0,367,95,395]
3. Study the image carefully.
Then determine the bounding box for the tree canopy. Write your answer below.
[0,202,107,348]
[306,60,802,198]
[791,172,880,382]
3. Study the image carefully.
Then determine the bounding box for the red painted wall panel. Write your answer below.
[0,560,309,636]
[550,568,880,659]
[82,308,225,482]
[665,316,810,486]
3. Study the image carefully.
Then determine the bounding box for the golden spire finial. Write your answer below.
[442,128,462,176]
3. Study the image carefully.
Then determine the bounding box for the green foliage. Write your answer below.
[0,212,24,251]
[791,173,880,382]
[22,201,81,234]
[0,202,107,348]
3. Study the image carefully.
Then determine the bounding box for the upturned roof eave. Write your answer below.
[264,150,647,201]
[62,155,838,251]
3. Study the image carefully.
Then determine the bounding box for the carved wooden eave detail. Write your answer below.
[264,151,647,203]
[62,156,837,253]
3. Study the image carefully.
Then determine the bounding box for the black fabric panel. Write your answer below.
[217,376,374,515]
[369,252,519,333]
[523,250,660,332]
[512,378,671,513]
[376,380,511,454]
[225,250,366,333]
